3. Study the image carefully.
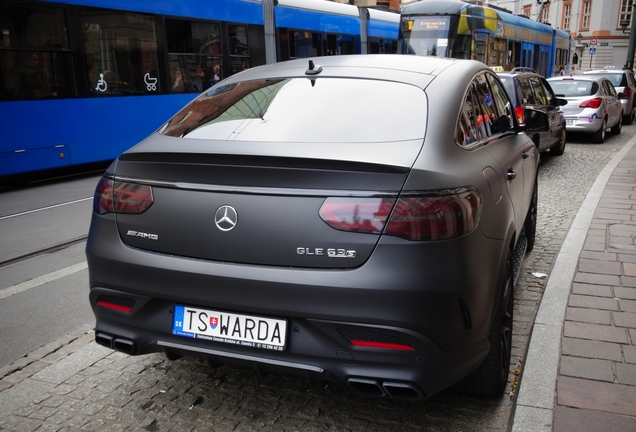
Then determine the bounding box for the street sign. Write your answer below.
[590,38,597,45]
[589,47,597,55]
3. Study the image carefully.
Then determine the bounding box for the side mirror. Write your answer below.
[618,92,626,99]
[555,98,568,106]
[524,108,549,132]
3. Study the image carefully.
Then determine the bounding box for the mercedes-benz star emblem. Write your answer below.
[214,205,238,231]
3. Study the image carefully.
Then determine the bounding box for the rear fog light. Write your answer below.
[96,295,135,313]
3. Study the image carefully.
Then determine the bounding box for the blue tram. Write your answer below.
[0,0,399,178]
[399,0,571,78]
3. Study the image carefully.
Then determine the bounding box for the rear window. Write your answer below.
[159,78,427,142]
[549,80,598,97]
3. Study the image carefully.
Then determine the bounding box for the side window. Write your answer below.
[604,80,616,97]
[486,73,515,134]
[519,77,536,105]
[456,72,514,146]
[539,78,556,104]
[529,76,548,105]
[456,86,480,146]
[473,73,498,139]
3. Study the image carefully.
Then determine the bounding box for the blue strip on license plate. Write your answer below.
[173,305,287,351]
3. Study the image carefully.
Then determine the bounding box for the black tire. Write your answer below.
[611,115,622,135]
[550,127,566,156]
[524,182,537,252]
[454,250,514,398]
[623,112,633,125]
[592,118,606,143]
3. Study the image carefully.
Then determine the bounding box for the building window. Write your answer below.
[541,6,550,24]
[619,0,635,31]
[563,3,572,30]
[581,1,592,29]
[523,5,531,18]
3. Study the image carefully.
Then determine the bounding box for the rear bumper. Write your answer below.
[563,115,604,133]
[86,216,507,399]
[620,99,633,116]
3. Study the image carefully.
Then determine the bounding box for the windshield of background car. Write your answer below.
[549,80,599,97]
[159,78,427,142]
[400,15,471,59]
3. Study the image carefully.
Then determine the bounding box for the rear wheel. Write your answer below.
[455,249,514,397]
[550,128,566,156]
[592,118,607,143]
[623,110,633,125]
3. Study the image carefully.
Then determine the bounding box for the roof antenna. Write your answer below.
[305,59,323,75]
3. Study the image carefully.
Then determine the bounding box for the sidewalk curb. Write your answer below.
[512,134,636,432]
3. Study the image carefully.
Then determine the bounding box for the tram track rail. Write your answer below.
[0,236,88,269]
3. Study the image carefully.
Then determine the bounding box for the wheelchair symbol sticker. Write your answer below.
[144,73,157,91]
[95,73,107,92]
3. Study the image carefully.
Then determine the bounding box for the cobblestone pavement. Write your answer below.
[0,127,634,431]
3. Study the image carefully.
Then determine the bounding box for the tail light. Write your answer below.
[623,87,632,99]
[94,176,153,215]
[319,187,483,241]
[385,188,483,241]
[579,97,602,109]
[514,105,525,125]
[319,198,394,234]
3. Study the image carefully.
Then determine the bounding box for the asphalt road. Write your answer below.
[0,124,634,430]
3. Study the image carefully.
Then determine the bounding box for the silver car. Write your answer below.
[547,76,623,143]
[583,69,636,125]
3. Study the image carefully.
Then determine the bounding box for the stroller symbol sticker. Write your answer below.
[144,73,157,91]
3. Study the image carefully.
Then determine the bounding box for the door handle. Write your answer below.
[523,151,531,159]
[507,168,517,180]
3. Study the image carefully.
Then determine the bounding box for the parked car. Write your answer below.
[498,68,568,155]
[583,68,636,125]
[548,76,623,143]
[86,55,543,400]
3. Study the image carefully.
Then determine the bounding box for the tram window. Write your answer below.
[167,20,222,93]
[0,3,76,100]
[0,3,68,49]
[81,9,160,96]
[228,25,248,56]
[339,36,355,55]
[1,50,75,100]
[228,25,250,76]
[290,31,320,58]
[229,58,249,75]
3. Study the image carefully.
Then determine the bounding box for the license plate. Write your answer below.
[173,305,287,351]
[566,118,574,125]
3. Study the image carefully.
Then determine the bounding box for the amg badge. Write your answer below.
[126,230,158,240]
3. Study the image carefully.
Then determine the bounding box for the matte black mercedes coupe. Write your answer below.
[87,55,541,400]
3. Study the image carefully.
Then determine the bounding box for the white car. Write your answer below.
[547,76,623,143]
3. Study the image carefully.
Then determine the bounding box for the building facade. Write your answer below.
[485,0,636,73]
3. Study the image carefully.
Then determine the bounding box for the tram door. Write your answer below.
[522,42,534,70]
[473,32,489,65]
